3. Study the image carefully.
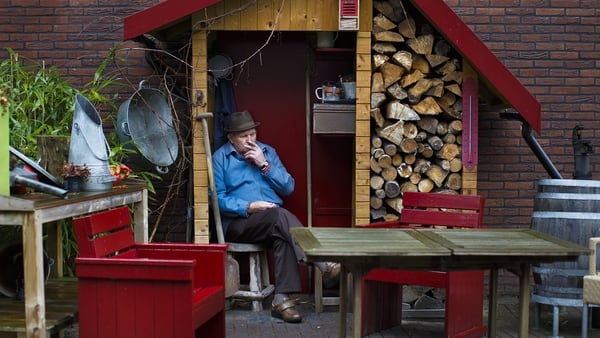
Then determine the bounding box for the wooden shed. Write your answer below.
[124,0,542,244]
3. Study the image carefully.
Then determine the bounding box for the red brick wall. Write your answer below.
[446,0,600,229]
[0,0,154,89]
[2,0,599,236]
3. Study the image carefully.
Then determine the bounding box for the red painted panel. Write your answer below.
[410,0,541,132]
[123,0,222,41]
[216,32,309,223]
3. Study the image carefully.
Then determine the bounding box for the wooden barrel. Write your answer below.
[531,179,600,300]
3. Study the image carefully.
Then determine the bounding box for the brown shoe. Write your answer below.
[271,299,302,323]
[322,262,341,289]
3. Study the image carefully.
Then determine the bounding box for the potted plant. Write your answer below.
[60,162,91,192]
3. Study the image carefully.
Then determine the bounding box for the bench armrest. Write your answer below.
[75,256,196,281]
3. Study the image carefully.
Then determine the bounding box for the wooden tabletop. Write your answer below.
[292,227,589,271]
[0,181,147,211]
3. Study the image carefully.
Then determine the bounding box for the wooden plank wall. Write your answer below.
[204,0,339,31]
[191,28,211,244]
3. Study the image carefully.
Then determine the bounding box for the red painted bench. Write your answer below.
[72,206,227,338]
[360,192,487,338]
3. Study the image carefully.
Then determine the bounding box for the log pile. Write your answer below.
[370,1,464,222]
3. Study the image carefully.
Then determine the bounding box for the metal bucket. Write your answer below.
[531,179,600,302]
[116,81,178,174]
[68,94,115,191]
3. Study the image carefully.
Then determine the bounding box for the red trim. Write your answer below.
[123,0,222,41]
[411,0,541,133]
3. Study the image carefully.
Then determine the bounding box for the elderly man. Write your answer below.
[212,110,340,323]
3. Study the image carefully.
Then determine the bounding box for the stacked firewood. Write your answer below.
[370,1,463,222]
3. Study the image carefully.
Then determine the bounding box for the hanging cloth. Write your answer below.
[213,79,237,151]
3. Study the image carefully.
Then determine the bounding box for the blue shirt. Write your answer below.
[212,140,295,233]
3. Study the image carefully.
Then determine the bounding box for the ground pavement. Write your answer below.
[62,293,597,337]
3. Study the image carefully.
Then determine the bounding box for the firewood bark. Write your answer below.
[392,153,403,167]
[381,62,406,87]
[412,96,442,115]
[373,13,397,32]
[425,164,449,187]
[407,34,434,55]
[378,154,393,168]
[397,162,413,178]
[383,142,397,156]
[381,166,397,181]
[370,175,385,190]
[370,156,382,174]
[378,120,404,145]
[372,42,397,54]
[368,4,466,220]
[374,31,405,43]
[397,16,416,38]
[386,100,420,121]
[392,50,413,71]
[371,196,384,209]
[418,178,435,192]
[372,56,389,71]
[444,172,462,190]
[370,108,385,128]
[371,93,387,109]
[403,122,419,139]
[386,82,408,100]
[385,197,404,213]
[437,143,460,161]
[449,158,462,173]
[384,180,401,198]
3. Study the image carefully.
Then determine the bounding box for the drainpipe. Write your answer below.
[500,111,563,179]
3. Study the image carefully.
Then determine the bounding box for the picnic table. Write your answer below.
[0,182,148,338]
[291,227,589,338]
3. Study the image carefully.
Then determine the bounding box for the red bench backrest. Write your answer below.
[72,206,136,258]
[399,192,485,228]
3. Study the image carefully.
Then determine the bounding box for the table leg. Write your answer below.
[133,188,148,243]
[339,265,347,338]
[22,211,47,338]
[518,264,531,338]
[487,268,498,337]
[352,269,364,338]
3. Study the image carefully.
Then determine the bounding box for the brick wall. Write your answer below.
[1,0,599,237]
[0,0,154,88]
[447,0,600,229]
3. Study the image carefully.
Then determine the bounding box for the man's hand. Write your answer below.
[247,201,276,214]
[243,141,267,167]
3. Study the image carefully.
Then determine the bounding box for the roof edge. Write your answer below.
[124,0,222,41]
[410,0,541,133]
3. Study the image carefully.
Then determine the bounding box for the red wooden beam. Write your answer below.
[123,0,223,41]
[410,0,541,133]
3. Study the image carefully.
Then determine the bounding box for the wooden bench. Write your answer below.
[0,279,78,338]
[72,206,227,338]
[360,192,487,338]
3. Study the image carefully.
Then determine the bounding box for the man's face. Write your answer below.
[228,128,257,154]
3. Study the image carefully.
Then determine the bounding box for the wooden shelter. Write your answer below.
[124,0,541,244]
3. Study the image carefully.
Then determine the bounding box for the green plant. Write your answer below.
[1,48,78,158]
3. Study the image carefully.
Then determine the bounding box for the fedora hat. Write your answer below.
[225,110,260,132]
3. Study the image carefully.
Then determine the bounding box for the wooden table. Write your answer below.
[0,182,148,338]
[291,227,589,338]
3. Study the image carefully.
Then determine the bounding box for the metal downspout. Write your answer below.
[500,111,563,179]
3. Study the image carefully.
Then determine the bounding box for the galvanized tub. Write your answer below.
[116,81,178,174]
